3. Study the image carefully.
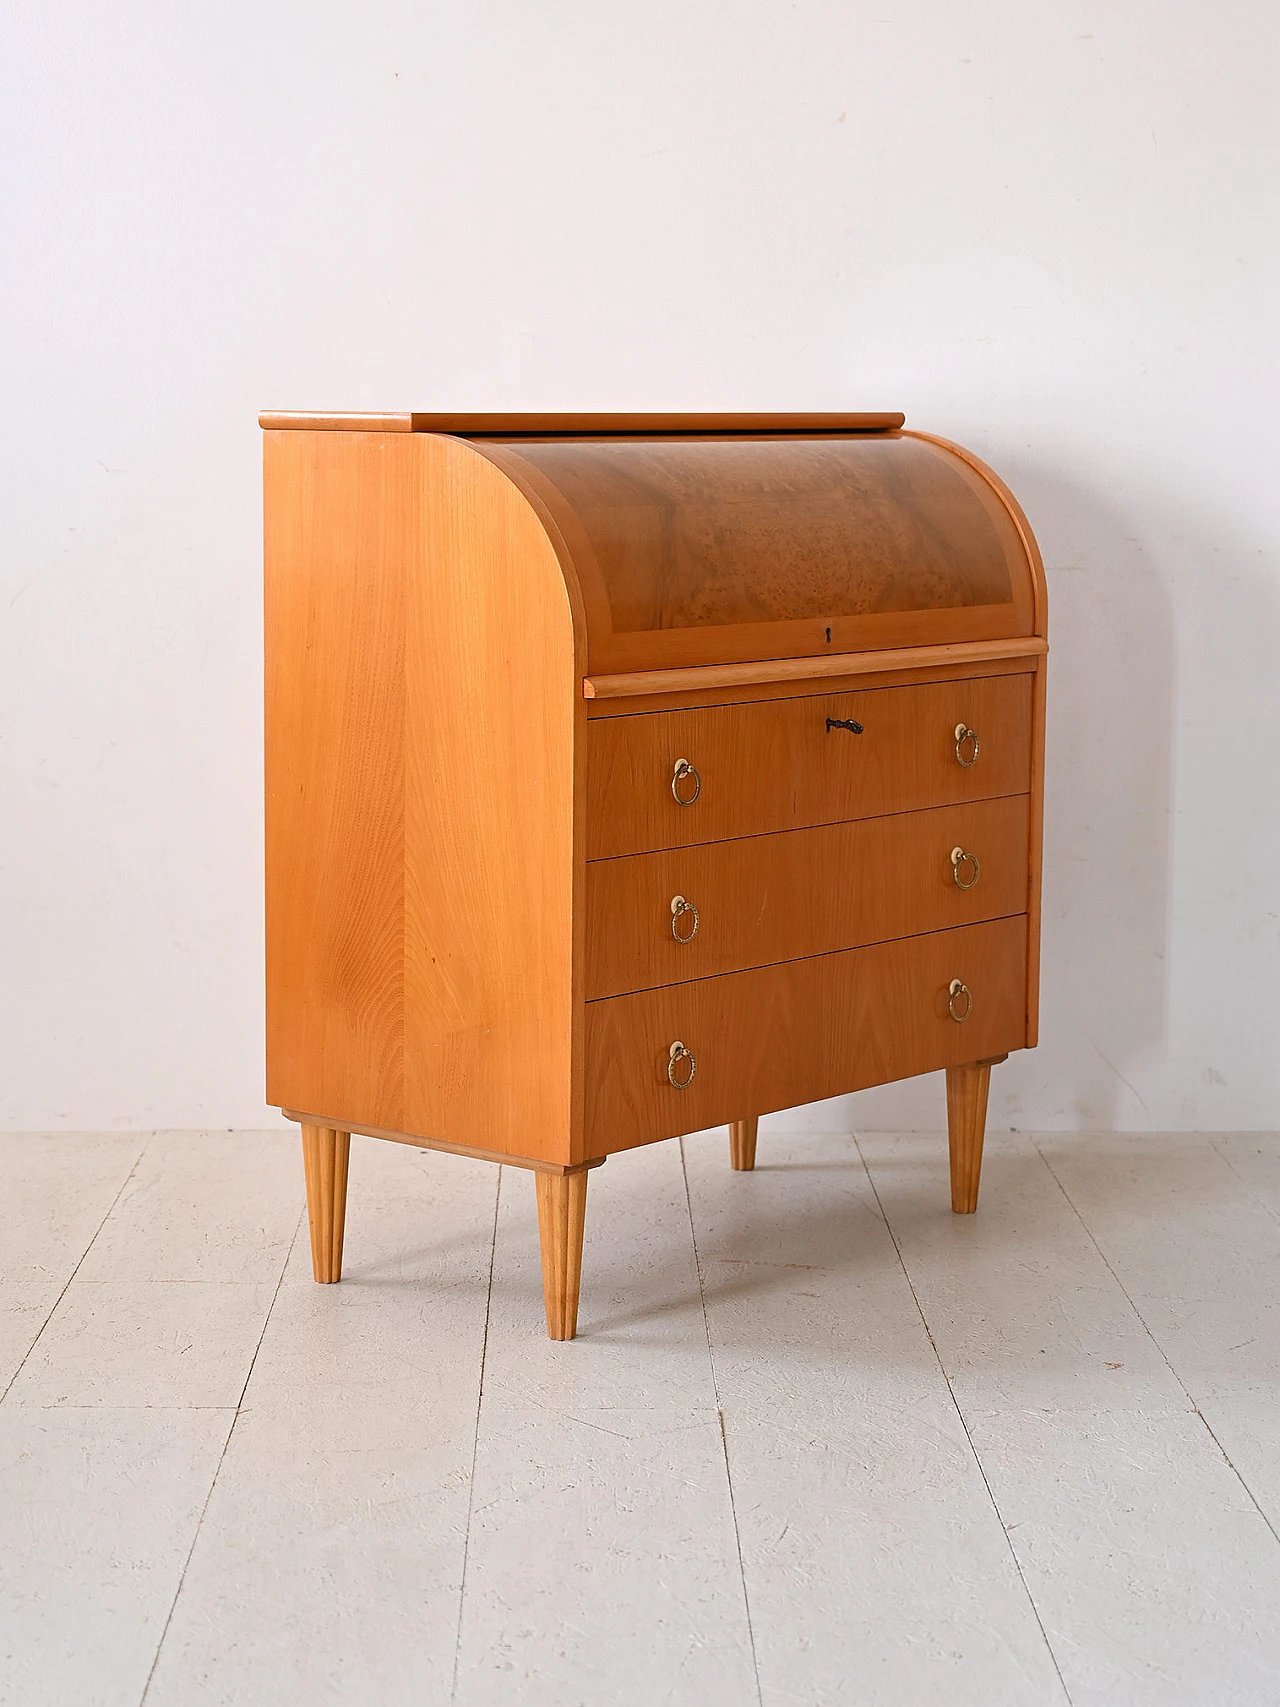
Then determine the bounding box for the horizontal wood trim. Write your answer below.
[260,411,905,436]
[260,412,416,433]
[584,637,1048,701]
[281,1110,604,1175]
[584,653,1039,718]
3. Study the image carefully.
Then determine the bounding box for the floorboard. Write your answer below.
[1,1128,1278,1706]
[859,1130,1280,1707]
[683,1128,1066,1707]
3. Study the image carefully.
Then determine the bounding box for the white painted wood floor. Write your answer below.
[3,1127,1280,1706]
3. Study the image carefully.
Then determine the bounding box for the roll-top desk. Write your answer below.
[262,411,1047,1339]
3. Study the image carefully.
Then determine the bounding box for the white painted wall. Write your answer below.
[2,2,1276,1132]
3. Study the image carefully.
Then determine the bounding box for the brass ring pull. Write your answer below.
[670,895,700,944]
[667,1040,696,1088]
[948,978,973,1022]
[671,758,701,805]
[954,724,980,768]
[951,846,981,890]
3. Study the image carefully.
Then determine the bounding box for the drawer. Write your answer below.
[585,794,1029,998]
[585,915,1027,1153]
[586,673,1032,858]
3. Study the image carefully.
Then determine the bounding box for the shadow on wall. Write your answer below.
[1016,460,1175,1131]
[779,455,1280,1134]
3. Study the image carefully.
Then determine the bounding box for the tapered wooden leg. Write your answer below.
[535,1167,589,1340]
[301,1124,350,1281]
[729,1117,758,1172]
[946,1063,992,1213]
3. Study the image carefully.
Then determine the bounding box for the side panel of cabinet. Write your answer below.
[403,435,584,1162]
[264,430,584,1163]
[264,431,407,1128]
[1026,655,1047,1047]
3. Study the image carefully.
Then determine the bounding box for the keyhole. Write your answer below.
[825,627,832,644]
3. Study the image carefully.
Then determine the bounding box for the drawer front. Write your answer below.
[586,673,1032,858]
[585,795,1029,999]
[585,916,1027,1154]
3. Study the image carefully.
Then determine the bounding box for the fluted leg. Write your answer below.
[729,1117,759,1172]
[301,1124,351,1281]
[535,1167,589,1340]
[946,1063,992,1213]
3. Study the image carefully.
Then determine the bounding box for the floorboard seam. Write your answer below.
[854,1136,1075,1707]
[679,1137,764,1707]
[0,1132,153,1408]
[136,1201,307,1706]
[450,1166,502,1707]
[1032,1137,1280,1551]
[1206,1135,1280,1235]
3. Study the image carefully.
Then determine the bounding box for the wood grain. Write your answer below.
[585,795,1030,998]
[403,434,584,1164]
[584,916,1027,1156]
[301,1124,350,1282]
[583,637,1047,700]
[265,413,1046,1298]
[259,411,906,435]
[729,1118,758,1172]
[259,411,417,433]
[906,431,1049,640]
[904,432,1047,1053]
[264,430,406,1128]
[495,432,1037,674]
[1025,656,1048,1047]
[946,1063,992,1213]
[584,652,1038,720]
[511,435,1012,623]
[264,429,585,1165]
[535,1168,590,1339]
[586,673,1033,859]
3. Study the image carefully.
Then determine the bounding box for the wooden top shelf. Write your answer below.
[258,410,907,436]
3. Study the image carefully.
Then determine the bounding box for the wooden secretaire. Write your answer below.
[262,410,1047,1338]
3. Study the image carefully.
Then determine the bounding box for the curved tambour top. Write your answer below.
[472,429,1042,676]
[258,412,1045,678]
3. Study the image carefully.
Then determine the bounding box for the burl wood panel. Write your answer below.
[585,794,1030,998]
[485,433,1036,673]
[585,916,1028,1155]
[514,434,1012,625]
[264,430,583,1163]
[586,673,1033,859]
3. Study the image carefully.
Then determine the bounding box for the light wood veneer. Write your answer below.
[586,673,1032,859]
[585,917,1028,1153]
[263,412,1048,1337]
[301,1125,350,1283]
[586,794,1030,998]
